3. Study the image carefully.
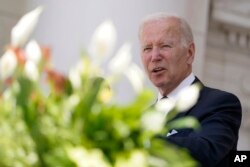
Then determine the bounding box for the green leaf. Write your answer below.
[166,108,178,122]
[16,76,33,107]
[149,139,198,167]
[167,116,200,130]
[44,148,76,167]
[73,77,104,121]
[15,76,37,127]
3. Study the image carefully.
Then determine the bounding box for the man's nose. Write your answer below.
[151,48,161,62]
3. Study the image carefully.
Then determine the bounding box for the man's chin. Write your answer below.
[153,81,166,88]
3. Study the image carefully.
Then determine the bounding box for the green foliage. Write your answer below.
[0,56,198,166]
[0,7,200,166]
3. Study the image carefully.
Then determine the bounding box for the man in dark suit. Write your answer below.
[138,13,242,166]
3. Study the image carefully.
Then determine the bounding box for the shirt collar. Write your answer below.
[157,73,195,101]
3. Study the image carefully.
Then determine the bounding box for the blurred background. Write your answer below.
[0,0,249,150]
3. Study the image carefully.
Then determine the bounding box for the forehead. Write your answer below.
[140,18,181,42]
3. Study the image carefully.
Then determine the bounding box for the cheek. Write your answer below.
[167,56,182,72]
[170,55,188,75]
[178,49,190,63]
[141,55,150,69]
[173,50,186,64]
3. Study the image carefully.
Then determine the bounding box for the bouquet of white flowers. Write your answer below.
[0,7,200,167]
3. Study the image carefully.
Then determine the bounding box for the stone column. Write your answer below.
[206,0,250,150]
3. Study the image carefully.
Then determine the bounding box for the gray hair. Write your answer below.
[138,12,194,47]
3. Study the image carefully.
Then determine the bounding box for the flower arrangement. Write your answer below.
[0,7,200,167]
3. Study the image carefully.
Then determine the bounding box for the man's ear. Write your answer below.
[187,42,195,65]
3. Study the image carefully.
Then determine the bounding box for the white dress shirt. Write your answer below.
[157,73,195,102]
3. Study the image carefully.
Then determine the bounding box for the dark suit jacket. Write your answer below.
[164,78,242,167]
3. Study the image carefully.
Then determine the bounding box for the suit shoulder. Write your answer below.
[201,86,241,103]
[194,77,240,102]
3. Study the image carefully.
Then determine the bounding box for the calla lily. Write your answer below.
[115,150,147,167]
[125,63,145,93]
[24,60,39,82]
[88,20,116,64]
[67,147,111,167]
[155,98,176,116]
[68,61,84,89]
[69,68,81,90]
[25,40,42,64]
[11,6,43,47]
[141,111,165,133]
[0,50,17,80]
[68,62,83,90]
[64,94,81,120]
[66,147,89,167]
[175,83,200,112]
[98,86,113,103]
[128,150,147,167]
[108,42,132,75]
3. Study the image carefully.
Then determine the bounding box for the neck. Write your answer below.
[159,71,192,96]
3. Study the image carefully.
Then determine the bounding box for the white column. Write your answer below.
[27,0,210,103]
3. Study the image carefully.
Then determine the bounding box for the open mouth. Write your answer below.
[152,67,165,73]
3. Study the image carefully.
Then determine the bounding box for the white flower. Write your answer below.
[11,6,43,47]
[0,50,17,80]
[26,152,38,165]
[108,42,132,75]
[88,20,116,64]
[69,68,81,90]
[125,63,145,93]
[141,111,165,133]
[175,84,200,112]
[115,150,147,167]
[69,68,81,89]
[24,60,39,82]
[67,147,111,167]
[66,94,80,110]
[99,86,113,103]
[67,147,88,166]
[25,40,42,64]
[155,98,176,116]
[68,61,84,89]
[128,150,147,167]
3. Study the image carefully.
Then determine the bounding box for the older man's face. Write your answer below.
[139,19,194,94]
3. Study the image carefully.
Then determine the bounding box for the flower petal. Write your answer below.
[11,6,43,47]
[124,63,145,93]
[141,111,165,133]
[0,50,17,80]
[69,67,81,90]
[88,20,116,64]
[175,84,200,112]
[25,40,42,64]
[155,98,176,116]
[108,42,132,75]
[24,60,39,82]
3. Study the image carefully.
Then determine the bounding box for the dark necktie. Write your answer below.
[160,96,168,100]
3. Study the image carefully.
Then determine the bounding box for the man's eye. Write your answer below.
[162,45,171,48]
[143,47,151,52]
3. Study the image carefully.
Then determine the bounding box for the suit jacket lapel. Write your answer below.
[181,76,204,117]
